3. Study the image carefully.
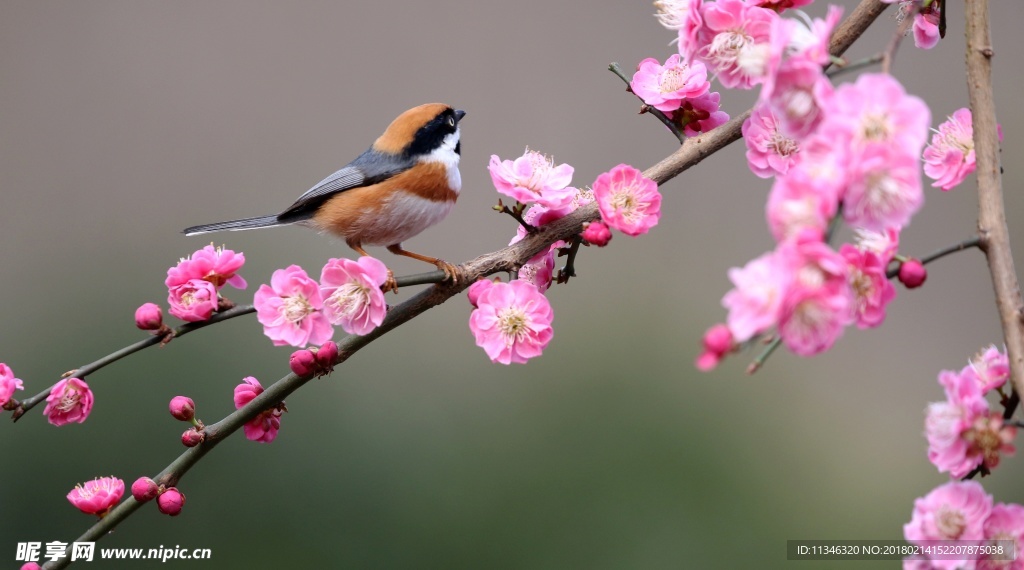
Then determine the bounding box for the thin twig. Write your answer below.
[555,236,582,284]
[884,236,982,279]
[608,62,686,144]
[827,53,883,78]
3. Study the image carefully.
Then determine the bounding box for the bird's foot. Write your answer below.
[381,269,400,294]
[435,260,459,285]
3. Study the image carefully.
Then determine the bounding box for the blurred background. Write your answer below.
[3,0,1024,567]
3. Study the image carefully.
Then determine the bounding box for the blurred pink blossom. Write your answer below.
[694,0,777,89]
[904,480,992,570]
[924,108,977,191]
[840,244,896,329]
[743,104,800,178]
[675,91,730,136]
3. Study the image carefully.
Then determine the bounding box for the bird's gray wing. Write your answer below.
[277,149,413,222]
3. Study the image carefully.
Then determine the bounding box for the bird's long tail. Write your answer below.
[182,215,288,236]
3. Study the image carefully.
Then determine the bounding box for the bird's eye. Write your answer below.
[447,116,456,128]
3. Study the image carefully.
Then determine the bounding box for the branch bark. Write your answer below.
[965,0,1024,398]
[40,2,891,567]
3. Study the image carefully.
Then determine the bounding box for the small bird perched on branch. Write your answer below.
[183,103,466,292]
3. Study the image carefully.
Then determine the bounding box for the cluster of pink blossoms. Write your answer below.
[657,0,942,367]
[483,150,663,363]
[253,257,388,347]
[925,346,1016,478]
[165,244,247,322]
[904,480,1024,570]
[2,359,98,427]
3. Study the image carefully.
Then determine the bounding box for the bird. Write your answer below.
[183,103,465,292]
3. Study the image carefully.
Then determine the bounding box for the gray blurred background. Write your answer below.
[3,1,1024,568]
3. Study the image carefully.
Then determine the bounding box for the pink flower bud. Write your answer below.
[581,221,612,247]
[702,324,734,355]
[315,341,339,373]
[467,279,494,308]
[131,477,159,502]
[695,351,721,372]
[898,259,928,289]
[157,487,186,516]
[181,428,204,447]
[21,563,42,570]
[289,349,317,376]
[168,396,195,422]
[134,303,164,331]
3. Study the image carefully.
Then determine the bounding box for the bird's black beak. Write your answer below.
[455,109,466,122]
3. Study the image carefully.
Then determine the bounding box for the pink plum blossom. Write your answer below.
[775,231,853,356]
[234,377,283,443]
[980,503,1024,570]
[763,59,834,139]
[43,377,94,426]
[965,345,1010,393]
[631,55,710,113]
[166,244,246,290]
[254,265,333,347]
[675,90,730,136]
[924,108,978,191]
[319,257,388,336]
[854,226,901,266]
[67,476,124,517]
[766,174,836,242]
[488,149,576,210]
[743,104,800,178]
[654,0,703,59]
[0,363,24,408]
[780,134,849,207]
[721,250,790,342]
[593,164,662,236]
[760,5,841,101]
[904,480,993,570]
[926,369,993,478]
[469,280,554,365]
[167,278,219,322]
[823,72,931,154]
[840,244,896,329]
[694,0,778,89]
[843,144,924,232]
[777,280,851,356]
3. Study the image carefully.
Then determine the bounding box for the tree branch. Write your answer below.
[965,0,1024,400]
[40,2,892,566]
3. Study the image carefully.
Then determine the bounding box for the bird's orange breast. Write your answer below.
[311,161,458,246]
